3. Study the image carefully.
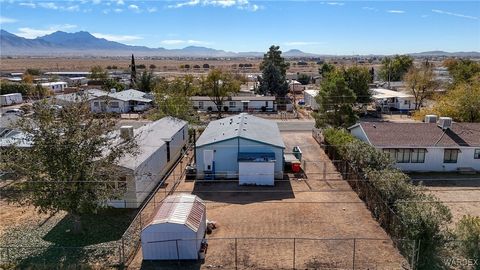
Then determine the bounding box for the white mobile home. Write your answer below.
[0,93,23,106]
[371,88,416,112]
[110,117,188,208]
[348,120,480,172]
[191,96,276,113]
[141,194,206,260]
[90,89,153,113]
[41,82,68,93]
[303,89,319,110]
[195,113,285,185]
[54,89,108,107]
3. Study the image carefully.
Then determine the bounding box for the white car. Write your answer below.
[3,109,24,117]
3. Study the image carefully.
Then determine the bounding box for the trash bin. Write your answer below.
[291,161,301,173]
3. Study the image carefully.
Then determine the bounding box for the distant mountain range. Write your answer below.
[1,30,479,58]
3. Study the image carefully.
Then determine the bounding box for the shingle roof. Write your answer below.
[196,113,285,148]
[353,122,480,147]
[149,193,205,232]
[117,117,187,170]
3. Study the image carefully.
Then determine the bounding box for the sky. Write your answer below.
[0,0,479,55]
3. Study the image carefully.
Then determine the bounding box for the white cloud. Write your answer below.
[38,2,58,10]
[128,4,140,12]
[167,0,261,11]
[362,6,377,11]
[147,7,157,13]
[284,41,324,46]
[65,5,80,12]
[432,9,478,20]
[114,8,123,12]
[326,2,344,6]
[92,33,143,42]
[160,39,211,45]
[116,0,124,5]
[15,24,77,39]
[0,16,17,24]
[19,2,35,8]
[92,0,101,4]
[387,10,405,14]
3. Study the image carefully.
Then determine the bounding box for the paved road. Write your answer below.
[276,120,315,131]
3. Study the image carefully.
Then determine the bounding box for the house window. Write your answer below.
[383,149,396,161]
[117,176,127,191]
[265,101,269,107]
[404,100,408,105]
[229,101,236,108]
[198,101,204,109]
[474,149,480,159]
[396,149,411,163]
[110,102,119,108]
[166,141,170,162]
[444,149,459,163]
[411,149,426,163]
[94,102,99,107]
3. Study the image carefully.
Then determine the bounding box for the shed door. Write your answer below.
[239,162,274,186]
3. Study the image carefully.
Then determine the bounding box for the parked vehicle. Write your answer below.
[3,109,24,117]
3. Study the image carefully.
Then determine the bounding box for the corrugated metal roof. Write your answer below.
[196,113,285,148]
[150,194,206,232]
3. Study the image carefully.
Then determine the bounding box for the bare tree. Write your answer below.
[404,63,439,110]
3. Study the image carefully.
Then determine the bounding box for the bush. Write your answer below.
[207,106,212,112]
[203,64,210,69]
[365,168,417,207]
[455,215,480,265]
[223,106,229,112]
[261,106,266,112]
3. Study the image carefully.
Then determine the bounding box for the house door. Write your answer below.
[243,102,248,111]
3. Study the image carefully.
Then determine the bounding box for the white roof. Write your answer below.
[371,88,413,99]
[55,89,108,102]
[149,194,205,232]
[117,117,187,170]
[95,89,153,103]
[304,89,319,97]
[41,82,67,86]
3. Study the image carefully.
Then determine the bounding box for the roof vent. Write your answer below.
[438,117,452,130]
[120,126,134,140]
[425,114,438,123]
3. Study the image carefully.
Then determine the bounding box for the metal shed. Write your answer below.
[141,194,206,260]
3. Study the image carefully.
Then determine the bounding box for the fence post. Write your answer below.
[293,238,296,270]
[121,237,125,265]
[235,238,238,270]
[323,161,327,181]
[352,238,356,270]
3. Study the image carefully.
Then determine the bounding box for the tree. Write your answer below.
[313,70,358,128]
[136,70,156,92]
[25,68,41,76]
[414,78,480,122]
[152,77,197,122]
[201,69,240,118]
[130,54,137,88]
[149,64,157,70]
[0,81,33,96]
[29,84,51,99]
[404,63,439,110]
[89,65,108,81]
[378,55,413,82]
[297,73,311,85]
[455,215,480,266]
[343,66,372,104]
[444,58,480,85]
[102,78,125,92]
[319,62,335,77]
[258,46,289,101]
[1,101,137,233]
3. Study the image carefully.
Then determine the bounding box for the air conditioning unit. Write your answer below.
[438,117,452,130]
[425,114,438,123]
[120,126,134,140]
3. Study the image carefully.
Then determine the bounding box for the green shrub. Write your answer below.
[343,141,394,171]
[455,215,480,268]
[365,168,417,207]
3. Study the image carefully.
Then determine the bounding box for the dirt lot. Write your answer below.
[410,173,480,225]
[130,131,407,269]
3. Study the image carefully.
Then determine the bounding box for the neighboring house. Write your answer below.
[141,193,206,260]
[191,96,276,113]
[371,88,416,112]
[0,93,23,106]
[44,71,91,78]
[289,80,304,93]
[90,89,153,113]
[66,77,88,86]
[303,89,319,110]
[110,117,188,208]
[41,82,68,93]
[196,113,285,185]
[0,115,30,148]
[348,119,480,172]
[54,89,108,106]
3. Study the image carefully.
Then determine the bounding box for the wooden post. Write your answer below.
[293,238,296,270]
[352,238,356,270]
[235,238,238,270]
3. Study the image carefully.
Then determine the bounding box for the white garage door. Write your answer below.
[239,162,275,186]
